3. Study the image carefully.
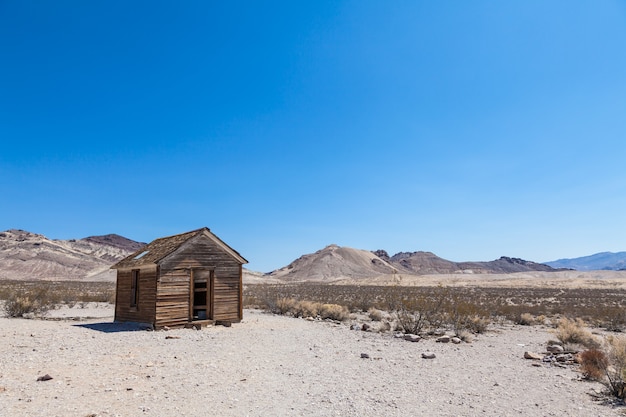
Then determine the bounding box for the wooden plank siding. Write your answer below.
[113,229,246,329]
[114,265,158,325]
[155,270,191,328]
[156,234,243,326]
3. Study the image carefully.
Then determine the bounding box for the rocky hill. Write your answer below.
[269,244,397,282]
[268,245,562,282]
[0,229,145,281]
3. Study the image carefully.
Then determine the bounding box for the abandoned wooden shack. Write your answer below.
[111,227,248,329]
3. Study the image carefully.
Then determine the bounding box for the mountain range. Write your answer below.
[267,244,561,282]
[545,252,626,271]
[0,229,144,281]
[0,229,623,282]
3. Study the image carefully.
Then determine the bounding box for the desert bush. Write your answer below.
[448,300,490,334]
[579,348,608,381]
[295,300,320,318]
[554,318,600,349]
[515,313,536,326]
[273,297,297,315]
[604,335,626,399]
[368,308,384,321]
[3,286,54,318]
[601,307,626,332]
[319,303,349,321]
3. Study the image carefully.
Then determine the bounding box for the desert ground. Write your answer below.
[0,304,622,417]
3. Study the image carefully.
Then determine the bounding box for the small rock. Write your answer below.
[394,333,405,339]
[350,324,361,331]
[524,351,543,360]
[305,317,315,321]
[360,353,370,359]
[165,335,180,340]
[547,345,564,353]
[361,323,371,332]
[421,352,436,359]
[436,335,450,343]
[556,354,572,363]
[36,374,53,382]
[404,334,421,342]
[451,337,462,344]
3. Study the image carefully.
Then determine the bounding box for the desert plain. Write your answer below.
[2,270,626,417]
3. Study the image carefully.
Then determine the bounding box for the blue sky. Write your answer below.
[1,1,625,272]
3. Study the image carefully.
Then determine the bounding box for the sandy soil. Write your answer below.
[0,306,622,417]
[335,270,626,289]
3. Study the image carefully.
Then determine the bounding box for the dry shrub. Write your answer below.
[579,349,608,381]
[296,300,320,318]
[516,313,535,326]
[368,308,384,321]
[273,297,297,315]
[554,317,600,349]
[319,304,349,321]
[604,335,626,399]
[3,286,54,318]
[456,329,473,343]
[449,300,490,334]
[393,287,449,335]
[580,337,626,399]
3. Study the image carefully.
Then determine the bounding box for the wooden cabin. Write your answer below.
[111,227,248,329]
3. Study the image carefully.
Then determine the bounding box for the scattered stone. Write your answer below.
[162,326,170,331]
[305,316,315,321]
[165,335,180,340]
[421,352,436,359]
[547,344,564,353]
[556,354,573,363]
[451,337,462,344]
[350,324,361,331]
[404,334,421,342]
[436,335,450,343]
[361,323,371,332]
[524,351,543,360]
[394,333,405,339]
[36,374,53,382]
[360,353,370,359]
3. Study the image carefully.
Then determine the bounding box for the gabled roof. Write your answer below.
[111,227,247,269]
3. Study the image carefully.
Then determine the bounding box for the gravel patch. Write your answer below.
[0,308,620,416]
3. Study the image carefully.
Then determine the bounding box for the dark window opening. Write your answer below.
[130,269,139,308]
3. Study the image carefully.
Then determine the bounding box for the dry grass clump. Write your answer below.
[579,336,626,400]
[319,303,350,321]
[3,286,54,318]
[368,308,385,321]
[579,349,608,381]
[515,313,536,326]
[554,317,600,350]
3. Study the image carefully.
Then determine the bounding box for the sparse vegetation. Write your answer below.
[244,283,626,334]
[0,280,116,318]
[554,317,600,350]
[579,336,626,400]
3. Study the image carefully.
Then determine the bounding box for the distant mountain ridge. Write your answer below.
[268,244,561,282]
[546,252,626,271]
[0,229,145,281]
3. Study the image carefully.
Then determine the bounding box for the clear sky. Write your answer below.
[1,1,625,272]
